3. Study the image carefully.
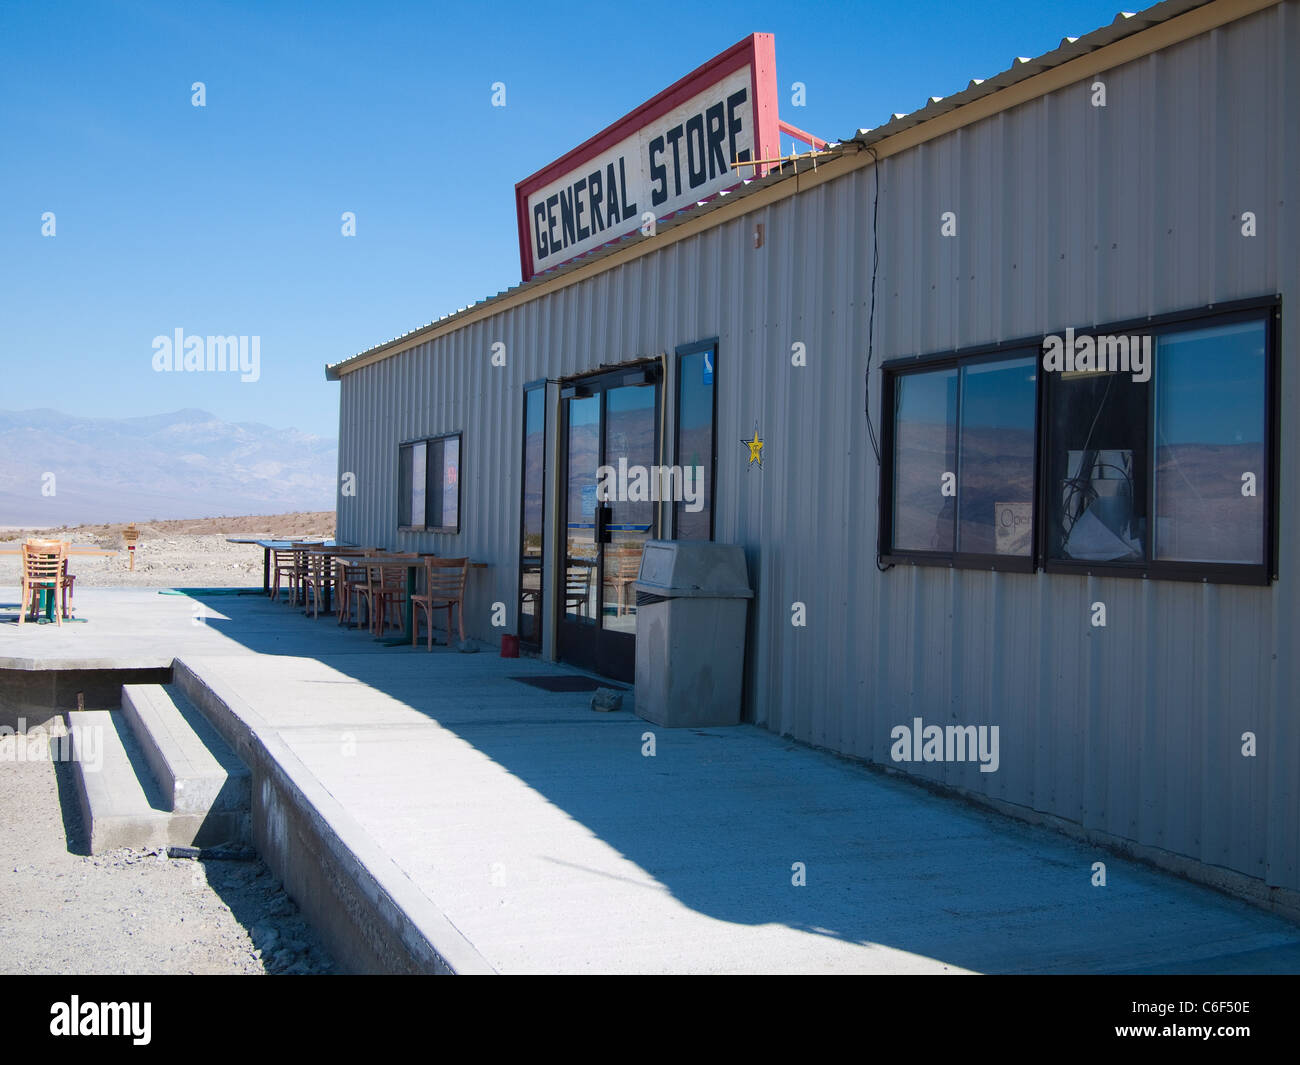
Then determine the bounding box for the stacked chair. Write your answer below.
[19,539,69,627]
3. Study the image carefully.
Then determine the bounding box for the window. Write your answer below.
[883,353,1036,569]
[674,340,717,540]
[518,385,546,647]
[881,298,1277,584]
[398,444,416,528]
[1043,308,1273,582]
[398,431,462,533]
[1044,366,1149,564]
[1153,321,1266,565]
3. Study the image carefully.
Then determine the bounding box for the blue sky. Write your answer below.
[1,0,1125,439]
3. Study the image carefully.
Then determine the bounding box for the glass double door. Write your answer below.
[559,367,660,681]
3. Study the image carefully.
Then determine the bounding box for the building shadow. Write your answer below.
[62,590,1300,973]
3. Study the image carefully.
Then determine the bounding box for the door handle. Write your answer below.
[596,504,613,544]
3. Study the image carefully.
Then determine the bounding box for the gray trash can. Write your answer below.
[633,540,753,727]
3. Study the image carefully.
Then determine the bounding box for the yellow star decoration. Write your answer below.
[742,428,764,468]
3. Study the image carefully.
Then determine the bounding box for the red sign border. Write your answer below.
[514,33,779,282]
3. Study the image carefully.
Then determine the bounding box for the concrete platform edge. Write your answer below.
[170,657,496,975]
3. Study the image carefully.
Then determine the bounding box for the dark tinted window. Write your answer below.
[676,347,715,540]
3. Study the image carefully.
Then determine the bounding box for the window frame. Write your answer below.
[397,430,463,535]
[879,345,1041,574]
[1038,299,1279,586]
[672,338,719,542]
[879,295,1280,585]
[517,381,547,648]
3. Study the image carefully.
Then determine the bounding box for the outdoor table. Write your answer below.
[303,547,368,614]
[225,538,339,595]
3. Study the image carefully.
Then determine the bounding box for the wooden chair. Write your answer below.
[270,548,304,604]
[19,540,67,627]
[412,557,469,650]
[334,557,370,627]
[60,558,76,619]
[301,553,334,619]
[564,563,592,617]
[30,541,77,619]
[519,562,542,643]
[351,555,388,633]
[368,555,418,637]
[604,546,643,617]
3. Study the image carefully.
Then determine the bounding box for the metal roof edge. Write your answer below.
[325,0,1276,382]
[846,0,1212,146]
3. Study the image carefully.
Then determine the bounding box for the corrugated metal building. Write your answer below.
[327,0,1300,907]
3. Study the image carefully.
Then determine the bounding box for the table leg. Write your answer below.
[263,548,271,596]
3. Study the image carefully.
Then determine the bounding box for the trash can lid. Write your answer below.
[632,540,754,598]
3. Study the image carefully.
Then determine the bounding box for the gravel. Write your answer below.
[0,513,334,590]
[0,726,337,975]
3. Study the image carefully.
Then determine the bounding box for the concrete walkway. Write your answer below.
[0,587,395,669]
[5,588,1300,973]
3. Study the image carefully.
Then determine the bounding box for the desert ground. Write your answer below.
[0,723,336,976]
[0,514,341,974]
[0,512,334,588]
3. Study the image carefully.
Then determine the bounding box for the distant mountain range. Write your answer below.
[0,408,336,525]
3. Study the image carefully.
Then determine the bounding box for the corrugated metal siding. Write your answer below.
[337,1,1300,890]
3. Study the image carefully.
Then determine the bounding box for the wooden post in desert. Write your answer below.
[123,523,140,571]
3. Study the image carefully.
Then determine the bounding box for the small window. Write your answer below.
[1044,368,1149,564]
[398,432,461,533]
[891,367,958,554]
[884,353,1036,567]
[674,341,716,540]
[1153,321,1266,565]
[518,385,546,647]
[397,442,420,528]
[958,357,1037,556]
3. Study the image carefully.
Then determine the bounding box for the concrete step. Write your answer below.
[120,683,250,815]
[66,707,250,855]
[67,709,171,854]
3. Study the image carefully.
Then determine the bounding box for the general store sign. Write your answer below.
[515,34,780,282]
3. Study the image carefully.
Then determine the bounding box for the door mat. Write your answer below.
[508,675,627,693]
